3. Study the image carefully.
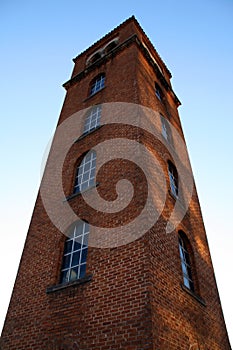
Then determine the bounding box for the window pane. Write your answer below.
[84,162,91,172]
[71,251,80,267]
[85,153,91,162]
[181,262,188,275]
[62,254,71,269]
[78,165,84,175]
[81,181,88,191]
[81,248,88,264]
[75,223,83,237]
[83,233,89,247]
[79,264,86,279]
[184,277,190,289]
[89,178,95,187]
[70,267,79,281]
[64,240,73,254]
[60,269,69,284]
[73,240,82,251]
[84,223,89,233]
[82,172,89,182]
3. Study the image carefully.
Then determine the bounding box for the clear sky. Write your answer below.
[1,0,232,345]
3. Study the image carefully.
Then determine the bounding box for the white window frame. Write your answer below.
[83,105,101,134]
[178,235,194,291]
[74,150,96,193]
[60,221,89,283]
[90,74,105,95]
[168,161,178,198]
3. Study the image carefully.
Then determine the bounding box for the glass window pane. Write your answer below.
[75,223,83,237]
[62,254,71,269]
[60,269,69,284]
[85,153,91,162]
[82,172,89,182]
[64,240,73,254]
[79,264,86,279]
[73,240,82,251]
[70,266,79,281]
[73,185,80,193]
[71,251,80,267]
[78,165,84,175]
[181,262,188,275]
[184,277,190,289]
[84,162,91,172]
[89,178,95,187]
[81,248,88,264]
[90,169,95,179]
[84,223,89,233]
[83,233,89,247]
[91,158,96,167]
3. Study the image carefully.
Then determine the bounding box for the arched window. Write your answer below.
[104,38,118,54]
[86,51,102,66]
[90,73,105,96]
[73,150,96,193]
[168,160,178,198]
[83,105,101,134]
[178,232,194,291]
[60,221,89,283]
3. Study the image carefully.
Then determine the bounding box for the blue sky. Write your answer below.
[1,0,233,344]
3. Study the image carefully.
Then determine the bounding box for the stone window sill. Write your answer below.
[181,283,206,306]
[83,86,106,102]
[64,182,99,202]
[75,125,103,142]
[46,274,92,293]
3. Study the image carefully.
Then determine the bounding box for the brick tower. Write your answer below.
[1,17,231,350]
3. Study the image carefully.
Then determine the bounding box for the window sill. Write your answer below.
[181,283,206,306]
[75,125,103,142]
[155,94,162,102]
[169,189,178,201]
[46,274,92,293]
[168,190,190,218]
[83,86,106,102]
[64,182,100,202]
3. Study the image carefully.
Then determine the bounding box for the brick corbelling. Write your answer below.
[63,34,138,89]
[63,33,180,107]
[72,16,171,77]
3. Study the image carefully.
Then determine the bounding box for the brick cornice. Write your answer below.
[63,34,181,106]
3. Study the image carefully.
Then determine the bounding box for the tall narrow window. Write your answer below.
[83,105,101,134]
[90,74,105,96]
[155,83,163,101]
[178,233,194,291]
[73,150,96,193]
[161,114,168,140]
[168,161,178,198]
[60,221,89,283]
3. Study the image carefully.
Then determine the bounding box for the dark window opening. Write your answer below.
[168,160,178,198]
